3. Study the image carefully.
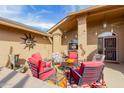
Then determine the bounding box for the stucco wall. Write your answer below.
[87,20,102,60]
[0,25,52,66]
[52,29,62,53]
[87,17,124,63]
[52,16,124,63]
[61,29,77,53]
[115,25,124,63]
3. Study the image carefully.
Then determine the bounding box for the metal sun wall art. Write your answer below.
[21,33,37,50]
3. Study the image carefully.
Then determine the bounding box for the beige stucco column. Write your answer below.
[52,29,63,53]
[77,16,87,61]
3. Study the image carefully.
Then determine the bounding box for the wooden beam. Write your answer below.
[48,37,53,44]
[47,17,68,33]
[87,6,124,18]
[68,5,107,17]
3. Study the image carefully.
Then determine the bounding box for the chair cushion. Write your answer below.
[79,61,104,75]
[31,53,42,61]
[45,61,52,67]
[28,57,42,72]
[68,52,77,59]
[28,57,40,67]
[41,61,46,67]
[39,68,56,80]
[40,67,50,72]
[66,59,75,63]
[82,61,104,67]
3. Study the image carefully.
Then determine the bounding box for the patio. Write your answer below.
[104,62,124,88]
[0,67,59,88]
[0,62,124,88]
[0,5,124,88]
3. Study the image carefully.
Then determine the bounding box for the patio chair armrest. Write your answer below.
[39,68,57,81]
[70,68,81,78]
[70,68,82,84]
[39,68,54,75]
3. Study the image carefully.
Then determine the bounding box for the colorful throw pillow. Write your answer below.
[58,77,67,88]
[66,59,75,63]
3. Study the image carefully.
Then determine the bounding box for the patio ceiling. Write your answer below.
[59,6,124,32]
[59,16,77,32]
[87,6,124,23]
[61,6,124,31]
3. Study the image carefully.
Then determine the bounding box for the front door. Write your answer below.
[98,36,118,62]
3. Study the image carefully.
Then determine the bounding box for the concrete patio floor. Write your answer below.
[0,62,124,88]
[13,62,124,88]
[104,62,124,88]
[0,67,59,88]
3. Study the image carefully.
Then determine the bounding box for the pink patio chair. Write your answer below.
[69,61,104,86]
[28,54,56,81]
[31,53,52,67]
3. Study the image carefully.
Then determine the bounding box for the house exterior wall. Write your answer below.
[59,16,124,63]
[0,25,52,66]
[87,17,124,63]
[117,25,124,63]
[1,6,124,67]
[52,29,62,53]
[61,29,77,53]
[86,20,101,61]
[77,16,87,61]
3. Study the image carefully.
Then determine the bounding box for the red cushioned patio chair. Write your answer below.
[28,54,56,81]
[69,62,104,86]
[31,53,52,67]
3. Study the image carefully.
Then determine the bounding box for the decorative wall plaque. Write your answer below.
[21,33,36,50]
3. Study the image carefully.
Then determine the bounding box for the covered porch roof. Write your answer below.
[48,5,124,34]
[0,17,52,37]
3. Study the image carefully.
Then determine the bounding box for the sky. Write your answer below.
[0,5,92,32]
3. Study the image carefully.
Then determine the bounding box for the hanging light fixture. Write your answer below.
[111,24,114,32]
[95,32,98,35]
[103,21,107,29]
[103,14,107,29]
[75,34,78,39]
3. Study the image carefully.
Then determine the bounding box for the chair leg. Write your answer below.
[69,71,72,84]
[101,73,105,82]
[78,78,82,86]
[97,66,104,82]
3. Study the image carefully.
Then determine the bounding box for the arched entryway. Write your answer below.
[97,32,118,62]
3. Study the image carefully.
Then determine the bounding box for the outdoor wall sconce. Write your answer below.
[95,32,98,35]
[103,22,107,29]
[21,33,37,50]
[75,34,78,38]
[103,14,107,30]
